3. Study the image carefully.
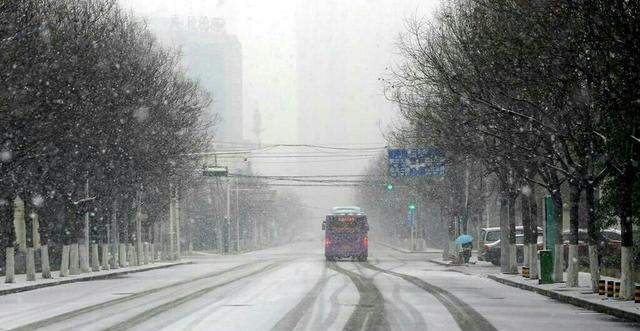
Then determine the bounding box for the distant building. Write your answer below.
[147,16,243,143]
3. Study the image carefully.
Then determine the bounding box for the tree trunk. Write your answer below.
[585,184,600,292]
[551,191,564,282]
[529,185,539,279]
[441,207,449,261]
[60,245,70,277]
[521,191,532,267]
[79,243,89,273]
[4,247,15,283]
[91,243,100,272]
[507,193,518,273]
[13,196,26,254]
[69,243,80,275]
[566,183,581,287]
[26,247,35,281]
[101,243,110,270]
[41,245,51,278]
[499,195,510,272]
[619,166,635,299]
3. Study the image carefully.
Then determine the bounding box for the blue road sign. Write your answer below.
[388,148,445,177]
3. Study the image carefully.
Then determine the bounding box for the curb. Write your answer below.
[377,242,442,254]
[427,258,454,267]
[377,242,412,253]
[0,261,192,296]
[488,274,640,323]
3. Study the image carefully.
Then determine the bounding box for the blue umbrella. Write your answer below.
[454,234,474,245]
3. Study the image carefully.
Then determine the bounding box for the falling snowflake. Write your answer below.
[0,150,12,162]
[133,107,149,122]
[32,194,45,207]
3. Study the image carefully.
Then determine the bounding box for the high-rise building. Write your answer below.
[147,16,243,143]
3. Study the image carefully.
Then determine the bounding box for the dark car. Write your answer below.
[480,234,543,266]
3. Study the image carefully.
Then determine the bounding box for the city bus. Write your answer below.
[323,206,369,261]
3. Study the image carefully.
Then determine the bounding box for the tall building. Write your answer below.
[148,16,243,143]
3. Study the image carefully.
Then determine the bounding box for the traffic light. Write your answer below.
[386,183,394,191]
[408,202,416,211]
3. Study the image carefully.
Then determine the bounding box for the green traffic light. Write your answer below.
[386,183,394,191]
[408,203,416,210]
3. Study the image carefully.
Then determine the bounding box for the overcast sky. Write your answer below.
[119,0,439,214]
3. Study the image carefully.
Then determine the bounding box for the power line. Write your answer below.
[187,144,387,156]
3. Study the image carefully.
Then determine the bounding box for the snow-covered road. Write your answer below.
[1,242,638,330]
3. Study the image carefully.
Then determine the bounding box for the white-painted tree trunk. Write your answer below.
[69,243,80,275]
[91,244,100,272]
[13,197,26,253]
[143,242,149,265]
[101,244,110,270]
[26,247,36,281]
[110,243,119,269]
[620,246,634,299]
[5,247,15,283]
[523,245,529,266]
[32,214,41,250]
[554,244,564,282]
[60,245,70,277]
[508,242,517,273]
[588,244,600,293]
[129,244,137,266]
[79,243,89,273]
[566,244,579,287]
[119,243,127,267]
[528,243,538,279]
[41,245,51,278]
[449,241,457,262]
[150,243,155,263]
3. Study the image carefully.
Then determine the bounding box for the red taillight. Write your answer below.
[484,245,491,252]
[325,239,331,247]
[363,235,369,247]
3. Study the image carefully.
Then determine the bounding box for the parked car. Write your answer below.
[478,226,543,261]
[561,228,621,268]
[480,234,543,266]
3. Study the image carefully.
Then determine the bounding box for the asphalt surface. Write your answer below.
[1,241,638,331]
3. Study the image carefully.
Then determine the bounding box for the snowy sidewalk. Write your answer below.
[489,270,640,323]
[426,256,640,322]
[0,260,191,296]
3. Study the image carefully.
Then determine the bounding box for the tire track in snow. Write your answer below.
[328,261,390,331]
[270,266,333,331]
[360,262,497,331]
[12,261,265,331]
[104,261,286,331]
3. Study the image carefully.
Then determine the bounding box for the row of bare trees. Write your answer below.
[0,0,212,275]
[359,0,639,298]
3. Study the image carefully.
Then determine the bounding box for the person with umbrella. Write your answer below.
[454,234,474,264]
